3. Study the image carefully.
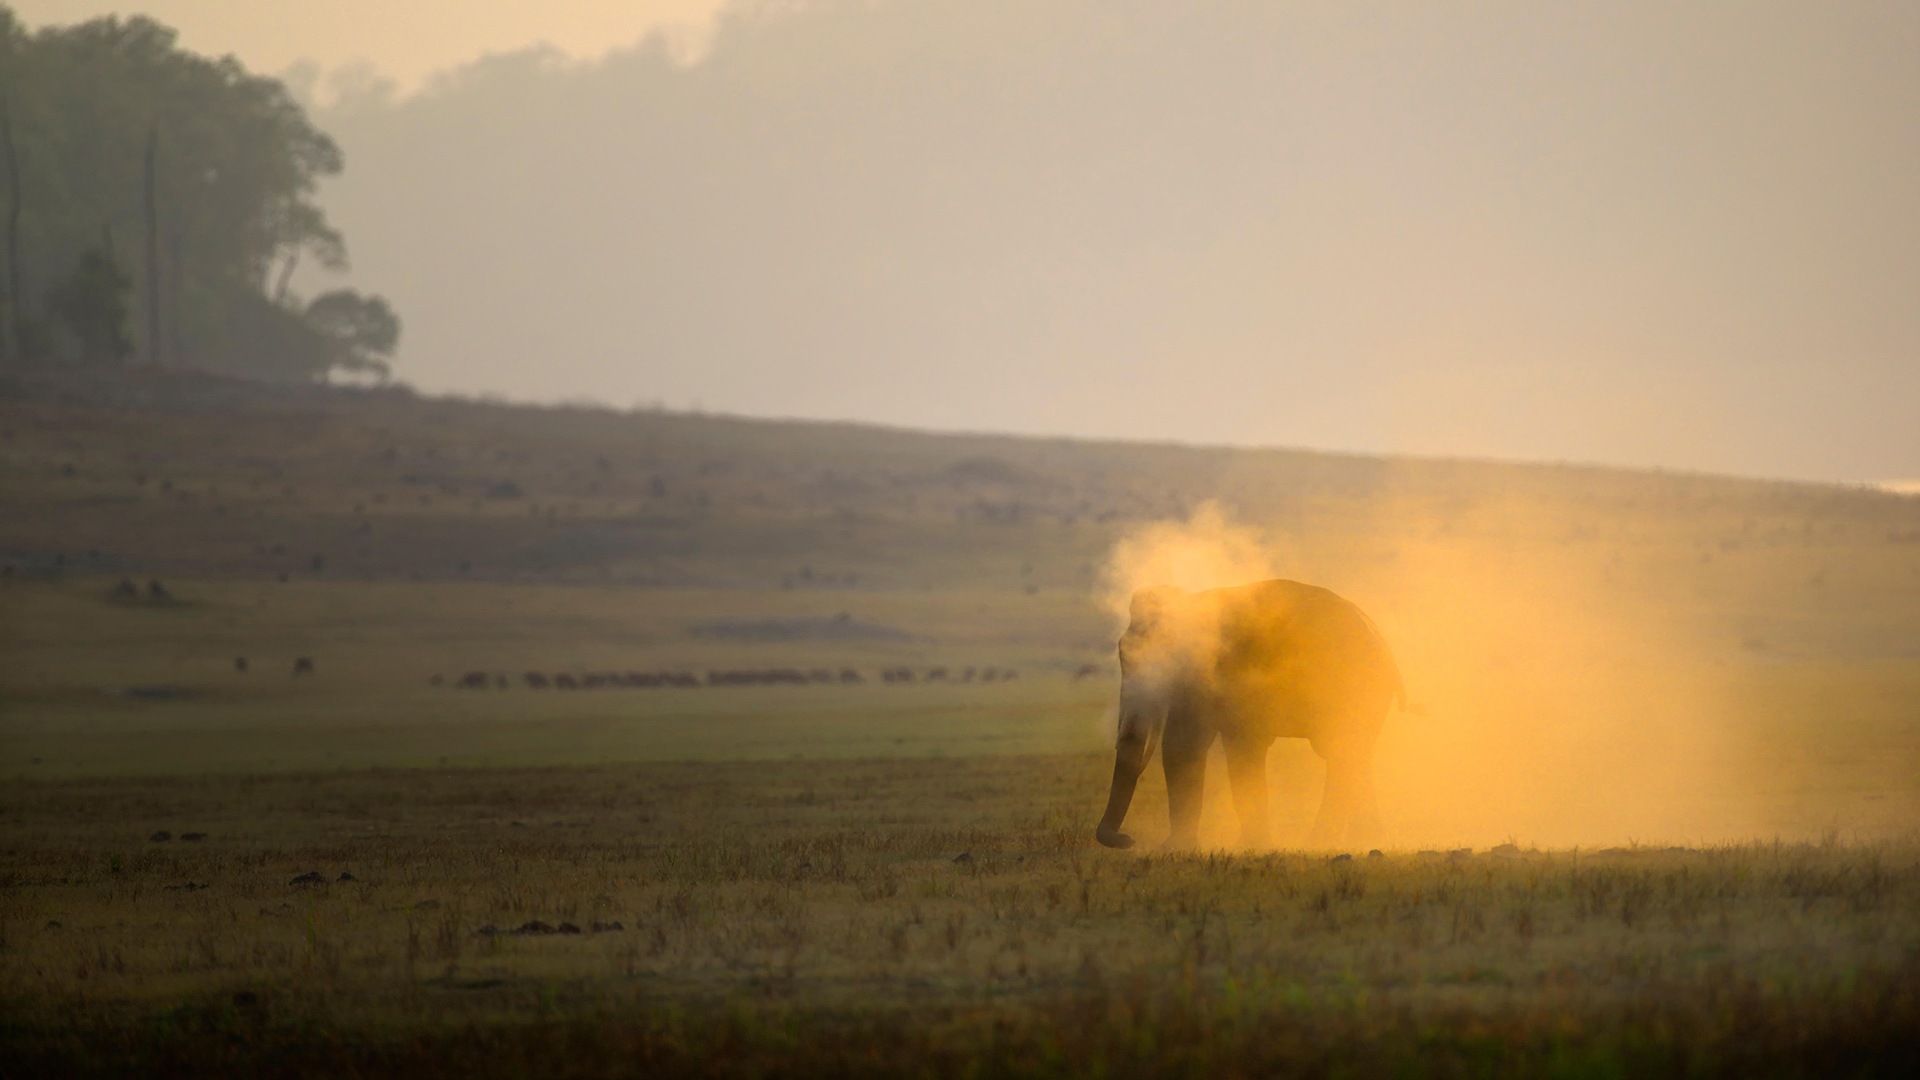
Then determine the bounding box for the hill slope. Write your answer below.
[5,369,1914,594]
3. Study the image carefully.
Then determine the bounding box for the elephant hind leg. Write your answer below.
[1160,719,1212,851]
[1339,757,1382,849]
[1223,734,1274,849]
[1309,741,1381,850]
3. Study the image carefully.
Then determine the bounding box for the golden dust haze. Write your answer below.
[1097,499,1869,851]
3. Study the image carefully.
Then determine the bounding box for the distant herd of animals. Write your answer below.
[111,576,1109,686]
[219,657,1111,682]
[430,665,1026,690]
[218,657,1055,686]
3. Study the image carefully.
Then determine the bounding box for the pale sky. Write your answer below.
[10,1,728,93]
[10,1,1919,482]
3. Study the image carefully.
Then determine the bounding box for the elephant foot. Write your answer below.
[1095,827,1135,849]
[1158,832,1201,853]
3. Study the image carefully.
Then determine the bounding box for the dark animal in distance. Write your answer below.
[1095,579,1404,852]
[432,667,1021,689]
[292,657,315,677]
[707,669,811,686]
[234,657,248,674]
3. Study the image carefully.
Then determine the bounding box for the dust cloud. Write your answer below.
[1098,499,1771,850]
[1096,502,1281,626]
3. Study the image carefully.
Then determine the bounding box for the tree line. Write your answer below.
[0,8,397,381]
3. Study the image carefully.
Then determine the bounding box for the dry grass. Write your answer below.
[3,758,1917,1076]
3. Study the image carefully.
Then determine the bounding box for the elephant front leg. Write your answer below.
[1160,721,1212,851]
[1223,734,1274,849]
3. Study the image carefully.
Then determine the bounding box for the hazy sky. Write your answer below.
[11,1,728,93]
[13,1,1920,482]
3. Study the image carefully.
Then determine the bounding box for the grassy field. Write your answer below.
[0,577,1115,774]
[3,371,1919,1074]
[2,760,1916,1076]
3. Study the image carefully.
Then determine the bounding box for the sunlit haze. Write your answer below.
[1100,502,1766,848]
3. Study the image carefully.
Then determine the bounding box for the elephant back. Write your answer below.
[1208,579,1398,711]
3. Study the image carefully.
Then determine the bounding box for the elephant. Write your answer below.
[1094,579,1404,852]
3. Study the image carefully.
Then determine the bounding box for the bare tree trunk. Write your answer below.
[167,230,183,367]
[0,91,21,366]
[143,123,162,367]
[272,249,299,306]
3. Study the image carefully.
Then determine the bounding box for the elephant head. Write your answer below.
[1095,585,1194,848]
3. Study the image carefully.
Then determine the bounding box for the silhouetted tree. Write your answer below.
[0,7,396,380]
[305,289,401,378]
[46,239,132,364]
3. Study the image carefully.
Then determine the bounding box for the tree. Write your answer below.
[0,7,394,380]
[142,122,160,365]
[0,88,19,365]
[46,239,132,364]
[304,289,400,378]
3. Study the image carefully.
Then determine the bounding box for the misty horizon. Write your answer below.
[18,0,1920,484]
